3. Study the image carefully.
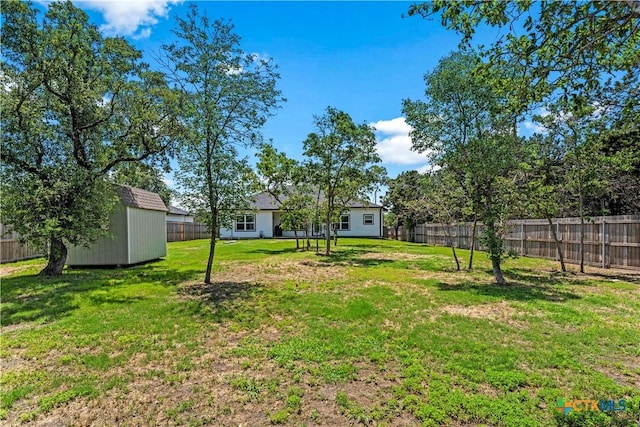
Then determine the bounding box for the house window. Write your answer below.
[337,214,350,231]
[235,214,255,232]
[363,214,374,225]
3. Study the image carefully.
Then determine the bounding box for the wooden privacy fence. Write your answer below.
[1,222,212,264]
[166,222,210,242]
[0,223,41,263]
[387,215,640,270]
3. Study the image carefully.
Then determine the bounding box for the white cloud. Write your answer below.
[417,164,440,174]
[371,117,429,166]
[371,117,412,136]
[521,120,547,135]
[75,0,182,39]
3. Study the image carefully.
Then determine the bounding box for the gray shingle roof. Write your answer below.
[252,188,382,210]
[169,205,190,215]
[116,185,168,212]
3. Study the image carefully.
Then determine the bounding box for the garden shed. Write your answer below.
[67,185,168,266]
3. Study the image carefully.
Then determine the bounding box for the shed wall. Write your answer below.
[128,208,167,264]
[66,202,129,266]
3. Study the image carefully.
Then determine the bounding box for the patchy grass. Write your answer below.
[1,238,639,426]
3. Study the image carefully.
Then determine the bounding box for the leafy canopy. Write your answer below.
[1,0,179,275]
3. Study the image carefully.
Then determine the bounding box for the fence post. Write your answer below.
[520,222,525,256]
[601,218,606,268]
[623,222,628,267]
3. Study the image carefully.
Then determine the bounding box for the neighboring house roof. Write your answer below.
[252,188,382,210]
[116,185,168,212]
[168,205,191,216]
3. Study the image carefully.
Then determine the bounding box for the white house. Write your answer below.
[219,191,383,239]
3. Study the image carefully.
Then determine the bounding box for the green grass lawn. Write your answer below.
[1,238,639,426]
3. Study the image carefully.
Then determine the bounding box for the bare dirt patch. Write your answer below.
[437,301,524,326]
[212,259,349,286]
[358,252,447,261]
[0,263,41,277]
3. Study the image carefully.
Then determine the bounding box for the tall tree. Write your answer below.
[382,170,431,243]
[303,107,385,255]
[256,144,314,249]
[403,51,523,284]
[0,0,179,276]
[522,134,568,272]
[420,169,469,271]
[160,5,283,283]
[536,101,610,273]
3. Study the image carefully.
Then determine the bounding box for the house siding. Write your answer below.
[220,208,382,239]
[330,208,382,237]
[220,212,273,239]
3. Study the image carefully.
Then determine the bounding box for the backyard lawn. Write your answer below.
[1,238,638,426]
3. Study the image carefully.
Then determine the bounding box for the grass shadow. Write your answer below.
[313,248,396,268]
[248,247,301,256]
[0,264,201,327]
[436,279,581,302]
[178,280,264,323]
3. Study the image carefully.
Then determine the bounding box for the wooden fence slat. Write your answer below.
[166,221,210,242]
[387,215,640,271]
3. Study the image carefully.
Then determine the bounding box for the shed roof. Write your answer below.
[116,185,168,212]
[253,187,382,210]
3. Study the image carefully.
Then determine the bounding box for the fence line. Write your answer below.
[166,222,210,242]
[386,215,640,270]
[1,221,212,264]
[0,237,41,263]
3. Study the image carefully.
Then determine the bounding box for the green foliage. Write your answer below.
[303,107,386,254]
[403,51,525,283]
[382,170,431,239]
[256,144,316,248]
[110,162,175,207]
[0,0,179,275]
[160,4,283,281]
[407,1,640,110]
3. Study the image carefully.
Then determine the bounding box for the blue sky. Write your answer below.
[37,1,519,198]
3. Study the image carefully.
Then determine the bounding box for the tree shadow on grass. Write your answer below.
[436,279,581,303]
[313,248,396,268]
[434,264,640,303]
[0,263,201,327]
[248,246,301,256]
[178,280,265,323]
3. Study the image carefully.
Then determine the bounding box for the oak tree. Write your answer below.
[1,0,179,276]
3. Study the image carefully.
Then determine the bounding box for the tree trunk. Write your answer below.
[468,216,477,270]
[333,225,338,246]
[294,229,299,250]
[491,255,506,285]
[445,230,460,271]
[547,216,566,272]
[39,236,67,276]
[394,225,399,240]
[325,209,331,256]
[451,244,460,271]
[204,226,217,284]
[577,170,585,273]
